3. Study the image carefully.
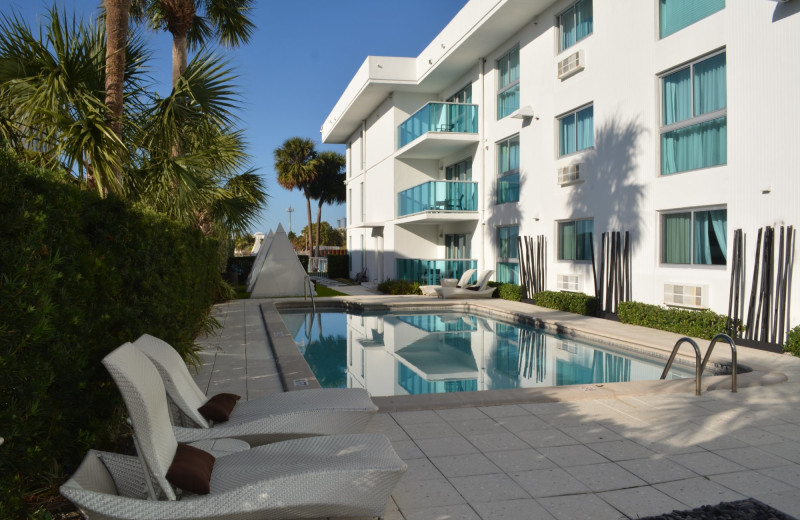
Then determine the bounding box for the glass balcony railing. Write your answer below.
[396,258,478,286]
[398,102,478,149]
[397,180,477,217]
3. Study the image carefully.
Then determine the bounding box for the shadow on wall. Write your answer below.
[773,0,800,23]
[567,116,647,251]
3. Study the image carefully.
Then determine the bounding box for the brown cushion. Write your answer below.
[198,393,240,423]
[165,444,215,495]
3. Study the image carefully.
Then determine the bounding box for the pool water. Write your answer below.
[281,311,691,397]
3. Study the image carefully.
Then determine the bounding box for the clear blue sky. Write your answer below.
[6,0,468,235]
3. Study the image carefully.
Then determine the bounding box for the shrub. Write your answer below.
[0,148,221,517]
[534,290,597,316]
[377,279,421,295]
[327,254,349,279]
[784,325,800,357]
[494,283,522,302]
[618,301,730,340]
[227,255,256,282]
[297,254,309,272]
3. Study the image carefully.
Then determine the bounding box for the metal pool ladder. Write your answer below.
[660,333,738,396]
[304,275,316,314]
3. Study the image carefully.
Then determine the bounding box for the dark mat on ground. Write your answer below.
[639,499,797,520]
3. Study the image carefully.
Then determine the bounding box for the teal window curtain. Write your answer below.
[693,53,726,116]
[496,262,519,284]
[560,0,592,51]
[498,85,520,119]
[662,213,691,263]
[559,222,576,260]
[660,0,725,39]
[559,115,576,156]
[662,68,691,125]
[559,221,591,261]
[497,173,520,204]
[498,137,519,174]
[576,106,594,151]
[693,209,727,265]
[497,226,519,260]
[661,117,726,175]
[497,47,520,119]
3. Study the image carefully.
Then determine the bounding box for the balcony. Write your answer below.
[397,180,477,218]
[397,102,479,159]
[396,258,478,286]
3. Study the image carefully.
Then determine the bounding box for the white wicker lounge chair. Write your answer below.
[60,343,406,520]
[419,268,476,296]
[436,269,496,299]
[132,333,378,445]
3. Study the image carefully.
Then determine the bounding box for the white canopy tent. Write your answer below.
[250,224,314,298]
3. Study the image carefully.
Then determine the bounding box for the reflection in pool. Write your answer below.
[281,311,691,397]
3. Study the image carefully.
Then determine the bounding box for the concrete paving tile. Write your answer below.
[761,423,800,442]
[402,420,459,440]
[669,451,746,475]
[539,493,624,520]
[714,446,794,470]
[514,426,581,449]
[598,486,687,518]
[392,410,441,426]
[511,467,590,498]
[444,418,507,436]
[465,431,530,452]
[758,465,800,489]
[761,441,800,464]
[618,456,699,484]
[756,490,800,519]
[450,473,530,503]
[484,448,555,473]
[416,436,480,458]
[694,435,750,451]
[727,426,788,446]
[479,404,531,418]
[401,457,444,482]
[402,504,480,520]
[430,453,502,477]
[519,402,573,415]
[391,440,425,460]
[654,477,747,508]
[392,478,466,512]
[538,444,609,467]
[710,470,795,500]
[557,424,623,444]
[473,498,556,520]
[565,462,647,492]
[436,407,490,422]
[495,414,550,433]
[537,413,592,428]
[587,439,656,461]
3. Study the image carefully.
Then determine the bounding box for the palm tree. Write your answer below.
[131,0,255,86]
[309,150,345,258]
[0,6,148,196]
[103,0,131,188]
[274,137,318,253]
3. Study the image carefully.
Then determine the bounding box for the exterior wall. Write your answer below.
[329,0,800,329]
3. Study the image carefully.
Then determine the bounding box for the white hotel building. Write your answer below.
[321,0,800,327]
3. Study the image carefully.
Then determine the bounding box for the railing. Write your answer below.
[660,334,738,396]
[398,102,478,148]
[396,258,477,286]
[397,180,478,217]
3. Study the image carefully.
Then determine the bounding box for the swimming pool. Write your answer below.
[280,310,693,397]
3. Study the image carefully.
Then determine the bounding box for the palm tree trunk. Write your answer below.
[315,201,323,258]
[103,0,130,192]
[171,31,188,87]
[305,195,313,254]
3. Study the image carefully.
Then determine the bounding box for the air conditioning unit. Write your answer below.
[557,274,580,292]
[557,164,581,185]
[664,283,707,308]
[557,50,584,80]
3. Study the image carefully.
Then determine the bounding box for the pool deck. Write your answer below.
[194,286,800,520]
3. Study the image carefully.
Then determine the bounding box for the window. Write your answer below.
[448,84,472,104]
[346,143,352,178]
[446,158,472,180]
[660,0,724,39]
[348,188,352,223]
[445,234,469,259]
[558,0,593,52]
[662,208,727,265]
[497,46,520,119]
[497,226,519,284]
[558,105,594,157]
[496,136,519,204]
[660,51,726,175]
[558,219,593,261]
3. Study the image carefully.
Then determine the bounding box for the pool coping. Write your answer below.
[260,296,792,412]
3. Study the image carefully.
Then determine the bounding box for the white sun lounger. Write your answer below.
[436,269,496,299]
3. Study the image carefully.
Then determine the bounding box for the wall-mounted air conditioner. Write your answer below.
[557,50,584,80]
[557,164,581,185]
[557,274,580,292]
[664,283,707,308]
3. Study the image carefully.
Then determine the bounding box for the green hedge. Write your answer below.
[618,301,730,340]
[327,254,349,279]
[492,283,522,302]
[533,290,597,315]
[378,279,421,295]
[784,325,800,357]
[0,148,222,517]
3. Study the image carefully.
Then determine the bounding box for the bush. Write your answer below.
[494,283,522,302]
[534,290,597,315]
[377,279,421,295]
[227,255,256,282]
[0,148,222,517]
[618,301,730,340]
[784,325,800,357]
[297,254,309,272]
[327,254,349,279]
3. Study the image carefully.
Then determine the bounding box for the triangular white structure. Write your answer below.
[250,232,265,255]
[250,224,314,298]
[246,229,273,292]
